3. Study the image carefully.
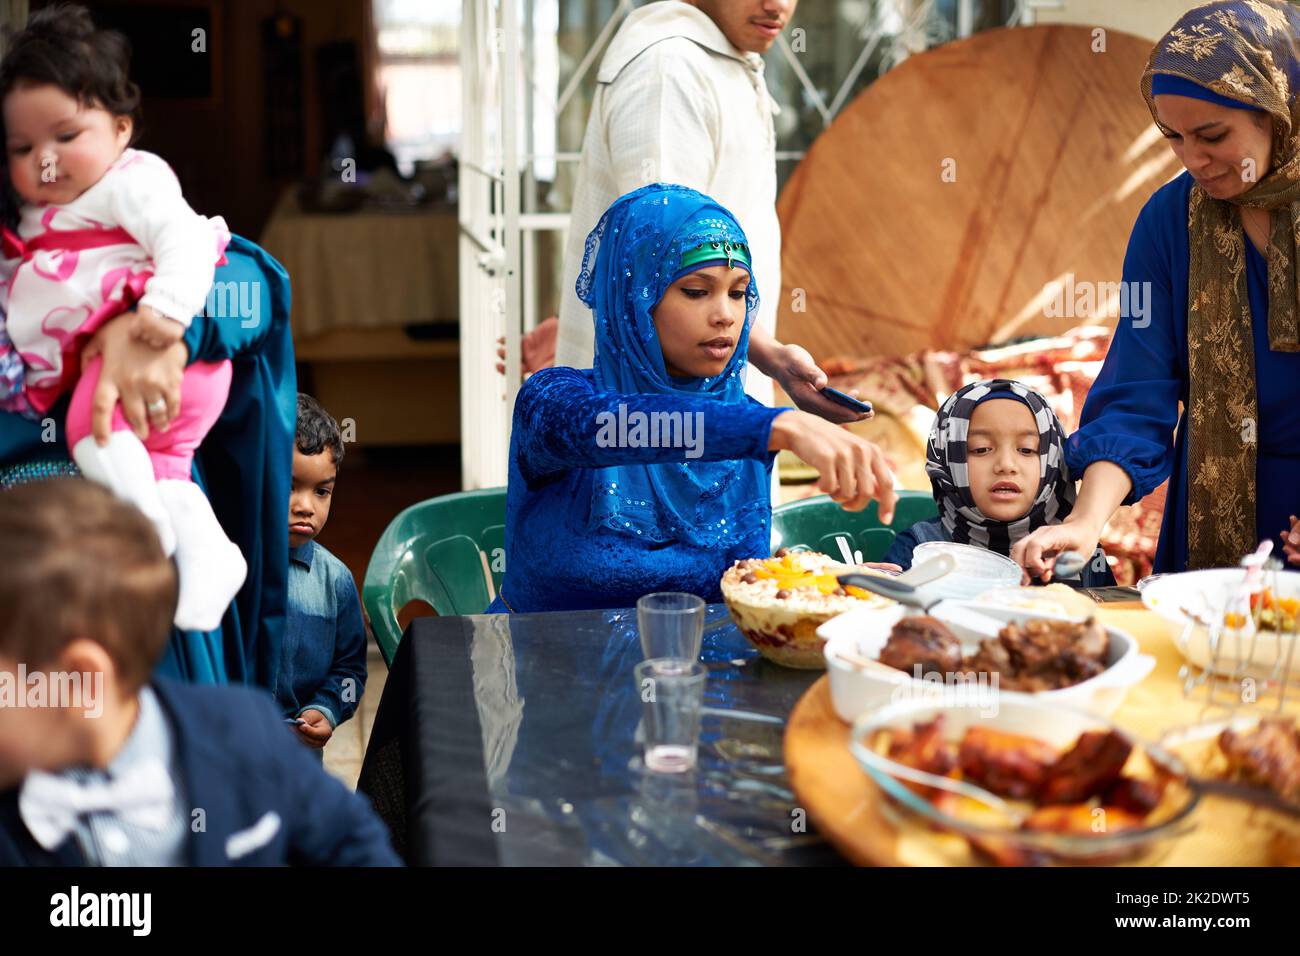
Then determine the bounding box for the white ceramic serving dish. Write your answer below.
[909,541,1023,602]
[1140,568,1300,679]
[818,601,1155,721]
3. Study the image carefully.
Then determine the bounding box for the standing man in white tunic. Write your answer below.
[552,0,866,426]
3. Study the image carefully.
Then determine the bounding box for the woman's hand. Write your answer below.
[1282,515,1300,566]
[1011,517,1104,584]
[768,410,897,522]
[80,311,188,444]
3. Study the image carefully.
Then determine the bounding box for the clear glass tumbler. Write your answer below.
[634,658,707,773]
[637,592,705,660]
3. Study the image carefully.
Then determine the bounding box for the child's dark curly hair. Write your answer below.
[0,3,141,227]
[296,394,346,467]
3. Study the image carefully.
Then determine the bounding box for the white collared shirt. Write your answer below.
[45,686,187,866]
[556,1,782,406]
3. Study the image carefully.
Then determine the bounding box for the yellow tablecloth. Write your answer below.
[894,606,1300,866]
[1101,606,1299,866]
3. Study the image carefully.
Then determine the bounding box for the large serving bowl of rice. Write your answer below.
[720,550,895,668]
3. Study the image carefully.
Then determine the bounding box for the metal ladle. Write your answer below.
[836,553,956,612]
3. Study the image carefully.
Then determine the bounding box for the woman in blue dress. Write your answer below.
[1016,0,1300,579]
[489,184,897,612]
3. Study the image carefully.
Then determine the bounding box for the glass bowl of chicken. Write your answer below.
[849,694,1199,865]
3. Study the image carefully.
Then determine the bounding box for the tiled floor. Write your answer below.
[322,642,386,788]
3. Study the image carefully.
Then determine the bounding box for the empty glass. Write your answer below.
[637,592,705,660]
[634,658,707,773]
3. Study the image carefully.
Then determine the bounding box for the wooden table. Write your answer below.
[785,603,1300,865]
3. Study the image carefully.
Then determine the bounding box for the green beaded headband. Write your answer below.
[677,239,751,273]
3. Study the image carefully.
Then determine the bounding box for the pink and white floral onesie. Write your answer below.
[0,147,244,632]
[2,147,229,438]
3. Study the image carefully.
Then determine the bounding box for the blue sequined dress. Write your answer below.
[488,366,786,612]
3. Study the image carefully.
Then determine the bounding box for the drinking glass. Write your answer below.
[634,658,707,773]
[637,592,705,660]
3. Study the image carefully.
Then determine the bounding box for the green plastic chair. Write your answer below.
[362,487,507,666]
[770,490,938,564]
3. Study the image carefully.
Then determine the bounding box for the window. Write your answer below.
[374,0,461,175]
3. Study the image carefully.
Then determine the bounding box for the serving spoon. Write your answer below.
[836,554,956,612]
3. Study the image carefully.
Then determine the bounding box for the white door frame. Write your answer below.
[458,0,518,490]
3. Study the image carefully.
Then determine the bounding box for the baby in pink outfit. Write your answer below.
[0,7,244,631]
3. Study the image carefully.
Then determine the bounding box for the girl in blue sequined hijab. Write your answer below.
[575,183,768,548]
[490,183,898,613]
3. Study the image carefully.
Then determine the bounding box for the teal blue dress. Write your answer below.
[0,235,296,686]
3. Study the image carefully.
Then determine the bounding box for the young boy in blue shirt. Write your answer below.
[0,478,398,865]
[279,395,369,757]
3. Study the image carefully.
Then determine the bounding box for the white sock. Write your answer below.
[71,434,177,556]
[156,479,247,632]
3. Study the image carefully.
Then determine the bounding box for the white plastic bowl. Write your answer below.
[909,541,1023,602]
[818,601,1155,721]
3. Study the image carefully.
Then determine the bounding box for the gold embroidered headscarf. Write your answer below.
[1141,0,1300,568]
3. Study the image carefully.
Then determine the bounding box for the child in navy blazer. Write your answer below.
[0,478,400,866]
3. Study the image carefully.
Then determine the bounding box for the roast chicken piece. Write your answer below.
[886,715,957,785]
[1219,718,1300,807]
[879,616,964,676]
[957,726,1058,799]
[1103,776,1164,816]
[879,614,1110,691]
[966,617,1109,691]
[1005,616,1108,671]
[1039,730,1133,804]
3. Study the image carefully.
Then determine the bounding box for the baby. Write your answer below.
[0,5,243,631]
[885,379,1116,587]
